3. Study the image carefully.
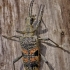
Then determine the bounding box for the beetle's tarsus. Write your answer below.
[13,55,22,70]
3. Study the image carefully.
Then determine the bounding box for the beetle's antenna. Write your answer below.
[0,20,2,35]
[32,4,45,30]
[29,0,34,17]
[36,4,45,28]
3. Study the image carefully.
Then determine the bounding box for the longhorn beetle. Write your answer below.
[2,0,70,70]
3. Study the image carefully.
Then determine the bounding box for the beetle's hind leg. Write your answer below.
[20,63,24,70]
[41,54,54,70]
[13,55,22,70]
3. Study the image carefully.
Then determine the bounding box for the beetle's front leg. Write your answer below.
[40,54,54,70]
[13,55,22,70]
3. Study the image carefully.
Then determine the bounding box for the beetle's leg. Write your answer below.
[40,38,70,54]
[12,35,21,38]
[16,29,36,34]
[2,35,21,39]
[2,35,20,42]
[16,30,25,34]
[20,63,24,70]
[39,38,59,46]
[39,38,58,46]
[38,38,49,43]
[46,38,59,46]
[13,55,22,70]
[41,54,54,70]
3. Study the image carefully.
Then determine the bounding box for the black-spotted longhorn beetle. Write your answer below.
[2,0,70,70]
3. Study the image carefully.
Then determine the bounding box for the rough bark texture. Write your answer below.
[0,0,70,70]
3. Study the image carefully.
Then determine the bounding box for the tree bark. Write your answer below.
[0,0,70,70]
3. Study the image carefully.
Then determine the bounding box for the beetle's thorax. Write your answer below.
[24,16,35,36]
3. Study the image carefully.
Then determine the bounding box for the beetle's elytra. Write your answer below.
[21,36,40,70]
[2,0,70,70]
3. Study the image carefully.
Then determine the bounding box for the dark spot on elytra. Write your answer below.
[34,50,38,56]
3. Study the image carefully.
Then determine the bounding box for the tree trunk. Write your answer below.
[0,0,70,70]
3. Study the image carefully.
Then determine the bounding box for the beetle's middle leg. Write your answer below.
[13,55,22,70]
[39,38,70,54]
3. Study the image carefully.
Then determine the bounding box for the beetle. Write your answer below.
[2,0,70,70]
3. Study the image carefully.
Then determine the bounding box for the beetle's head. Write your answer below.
[24,15,36,36]
[25,15,36,26]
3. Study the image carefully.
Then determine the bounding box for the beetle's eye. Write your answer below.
[30,18,34,25]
